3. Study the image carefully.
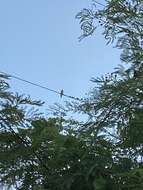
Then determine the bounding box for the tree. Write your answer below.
[76,0,143,74]
[74,0,143,188]
[0,0,143,189]
[0,73,44,189]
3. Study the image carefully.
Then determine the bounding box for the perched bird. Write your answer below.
[60,89,64,98]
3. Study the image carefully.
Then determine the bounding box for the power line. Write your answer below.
[93,0,105,7]
[0,71,82,101]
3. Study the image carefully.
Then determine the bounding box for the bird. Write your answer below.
[60,89,64,98]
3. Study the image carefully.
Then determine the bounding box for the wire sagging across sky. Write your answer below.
[0,71,82,101]
[93,0,105,7]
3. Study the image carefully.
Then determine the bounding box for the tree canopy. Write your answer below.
[0,0,143,189]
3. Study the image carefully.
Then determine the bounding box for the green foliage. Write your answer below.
[76,0,143,66]
[1,0,143,189]
[0,73,44,189]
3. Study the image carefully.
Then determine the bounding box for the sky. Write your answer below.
[0,1,121,189]
[0,0,121,110]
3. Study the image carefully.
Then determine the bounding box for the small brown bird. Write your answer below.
[60,89,64,98]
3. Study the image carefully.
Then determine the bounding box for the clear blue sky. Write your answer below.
[0,0,121,108]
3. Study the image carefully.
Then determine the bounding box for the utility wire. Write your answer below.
[93,0,105,7]
[0,71,82,101]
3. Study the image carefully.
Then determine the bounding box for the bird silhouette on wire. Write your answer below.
[60,89,64,98]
